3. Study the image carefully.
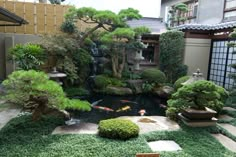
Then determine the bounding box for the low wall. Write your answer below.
[184,38,211,78]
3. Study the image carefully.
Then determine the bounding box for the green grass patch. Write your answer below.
[1,115,236,157]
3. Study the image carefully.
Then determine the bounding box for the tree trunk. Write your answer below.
[79,24,102,46]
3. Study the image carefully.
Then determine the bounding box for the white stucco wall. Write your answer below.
[184,38,211,78]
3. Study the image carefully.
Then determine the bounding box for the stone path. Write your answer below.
[148,140,182,152]
[212,134,236,152]
[218,123,236,137]
[52,122,98,134]
[223,107,236,111]
[218,115,234,121]
[117,116,180,134]
[0,107,21,130]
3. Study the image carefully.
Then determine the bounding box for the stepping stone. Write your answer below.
[0,108,21,130]
[212,134,236,152]
[223,107,236,111]
[219,123,236,137]
[148,140,182,152]
[52,122,98,135]
[218,115,234,121]
[117,116,180,134]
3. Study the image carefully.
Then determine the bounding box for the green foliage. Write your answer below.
[60,20,77,34]
[98,118,139,140]
[9,44,45,70]
[141,68,166,84]
[94,75,126,89]
[174,76,190,90]
[133,26,151,37]
[166,80,229,120]
[160,30,186,83]
[49,0,65,4]
[142,81,155,93]
[2,70,91,117]
[169,3,188,26]
[65,99,91,111]
[64,87,90,97]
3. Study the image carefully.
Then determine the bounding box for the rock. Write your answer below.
[153,86,174,98]
[105,86,133,95]
[126,79,144,94]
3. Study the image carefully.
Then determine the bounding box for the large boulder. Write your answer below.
[126,79,144,94]
[105,86,133,95]
[153,86,174,99]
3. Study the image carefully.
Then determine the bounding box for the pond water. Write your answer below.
[73,94,166,123]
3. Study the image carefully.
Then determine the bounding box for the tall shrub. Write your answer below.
[160,30,187,83]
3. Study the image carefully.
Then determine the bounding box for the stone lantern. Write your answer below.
[48,67,66,85]
[133,36,148,70]
[182,68,205,86]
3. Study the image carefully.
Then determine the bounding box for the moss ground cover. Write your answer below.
[1,114,236,157]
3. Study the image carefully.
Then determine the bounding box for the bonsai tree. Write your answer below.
[63,7,142,46]
[2,70,91,121]
[169,3,188,26]
[166,80,228,120]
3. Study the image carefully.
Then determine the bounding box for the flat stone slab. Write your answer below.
[52,122,98,135]
[218,115,234,121]
[212,134,236,152]
[0,108,21,130]
[219,123,236,137]
[117,116,180,134]
[148,140,182,152]
[223,107,236,111]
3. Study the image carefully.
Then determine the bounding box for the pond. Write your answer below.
[73,94,166,123]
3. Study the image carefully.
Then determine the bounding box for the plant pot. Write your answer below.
[182,107,217,120]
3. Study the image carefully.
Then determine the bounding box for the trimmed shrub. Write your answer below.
[98,118,139,140]
[141,68,166,84]
[160,30,187,83]
[166,80,229,120]
[94,75,111,89]
[174,76,190,90]
[64,87,90,97]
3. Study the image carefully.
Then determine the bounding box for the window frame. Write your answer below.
[224,0,236,21]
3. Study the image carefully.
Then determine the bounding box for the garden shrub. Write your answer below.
[166,80,229,120]
[94,75,126,89]
[160,30,187,83]
[141,68,166,84]
[9,44,45,70]
[2,70,91,120]
[174,75,190,90]
[98,118,139,140]
[64,87,90,97]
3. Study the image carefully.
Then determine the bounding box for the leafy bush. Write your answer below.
[94,75,126,89]
[2,70,91,120]
[141,68,166,84]
[142,81,155,93]
[174,76,190,90]
[9,44,45,70]
[98,118,139,140]
[64,87,90,97]
[160,30,187,83]
[60,20,77,34]
[166,80,229,120]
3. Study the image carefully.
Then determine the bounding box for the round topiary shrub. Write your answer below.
[94,75,111,89]
[141,68,166,84]
[98,118,139,140]
[174,76,190,90]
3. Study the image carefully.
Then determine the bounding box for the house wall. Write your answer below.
[184,38,211,78]
[197,0,224,24]
[0,33,40,80]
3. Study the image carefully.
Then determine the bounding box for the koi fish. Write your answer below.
[91,99,103,106]
[93,106,114,112]
[159,104,167,109]
[120,100,138,104]
[116,106,131,112]
[138,109,146,116]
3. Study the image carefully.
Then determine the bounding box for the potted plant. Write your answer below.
[166,80,228,121]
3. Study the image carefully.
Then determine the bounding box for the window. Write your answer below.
[224,0,236,21]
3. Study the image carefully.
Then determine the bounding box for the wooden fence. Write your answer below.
[0,1,82,34]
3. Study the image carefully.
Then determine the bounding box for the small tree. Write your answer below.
[169,3,188,27]
[159,30,187,83]
[63,7,142,46]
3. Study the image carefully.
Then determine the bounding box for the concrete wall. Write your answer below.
[0,33,40,80]
[197,0,224,24]
[184,38,211,78]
